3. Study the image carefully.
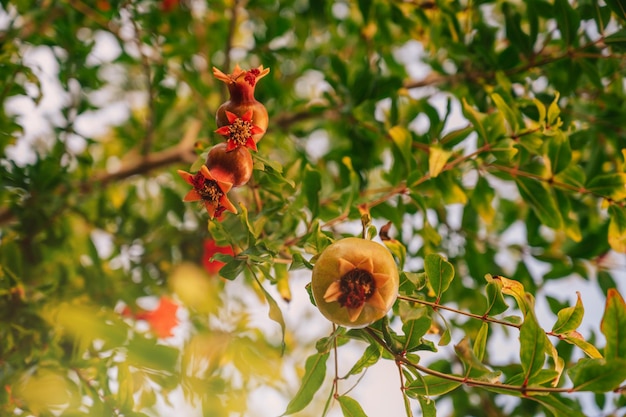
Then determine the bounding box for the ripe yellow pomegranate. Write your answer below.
[311,237,399,328]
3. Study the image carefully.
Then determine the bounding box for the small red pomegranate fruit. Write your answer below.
[205,143,253,187]
[213,64,269,143]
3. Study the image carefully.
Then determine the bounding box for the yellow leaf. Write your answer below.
[429,146,452,178]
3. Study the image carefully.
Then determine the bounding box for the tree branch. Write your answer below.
[0,120,201,225]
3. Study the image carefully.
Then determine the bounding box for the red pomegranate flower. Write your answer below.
[214,110,263,152]
[178,165,237,219]
[123,296,180,339]
[202,239,235,275]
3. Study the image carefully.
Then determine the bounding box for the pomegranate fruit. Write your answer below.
[178,165,237,219]
[205,143,253,187]
[311,237,399,328]
[213,64,269,143]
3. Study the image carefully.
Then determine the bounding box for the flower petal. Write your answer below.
[372,272,392,289]
[219,194,237,214]
[355,257,375,274]
[183,189,202,202]
[241,109,254,122]
[338,258,357,277]
[226,140,238,151]
[250,125,264,135]
[204,201,218,218]
[177,170,195,185]
[215,126,231,136]
[246,137,258,152]
[347,304,365,322]
[323,281,342,303]
[200,165,215,181]
[212,66,232,83]
[366,290,387,311]
[225,110,239,124]
[256,66,270,81]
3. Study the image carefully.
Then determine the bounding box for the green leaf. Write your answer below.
[484,274,509,316]
[388,125,412,170]
[515,177,563,229]
[454,337,492,376]
[417,395,437,417]
[219,257,246,280]
[406,375,461,397]
[338,395,367,417]
[604,28,626,50]
[473,322,489,362]
[569,358,626,392]
[428,146,452,178]
[546,130,571,175]
[497,275,532,315]
[554,0,580,46]
[462,98,488,142]
[562,332,602,358]
[604,0,626,22]
[608,205,626,253]
[344,344,382,377]
[424,253,455,299]
[303,165,322,218]
[551,292,584,334]
[470,176,495,225]
[403,316,432,352]
[282,352,330,415]
[491,93,519,132]
[253,274,286,353]
[530,394,586,417]
[586,173,626,200]
[520,310,547,381]
[601,288,626,360]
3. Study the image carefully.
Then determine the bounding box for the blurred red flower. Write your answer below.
[202,239,234,275]
[123,296,179,339]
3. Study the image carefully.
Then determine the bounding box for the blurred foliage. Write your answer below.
[1,0,626,416]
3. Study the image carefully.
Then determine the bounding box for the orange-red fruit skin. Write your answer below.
[205,143,253,187]
[311,237,399,328]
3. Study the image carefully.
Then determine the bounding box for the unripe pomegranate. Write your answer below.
[213,65,269,143]
[205,143,253,187]
[311,237,399,328]
[178,165,237,219]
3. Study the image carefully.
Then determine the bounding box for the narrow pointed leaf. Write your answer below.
[563,331,602,358]
[520,310,547,381]
[344,344,382,377]
[428,146,452,178]
[600,288,626,360]
[254,275,286,353]
[282,352,330,415]
[484,274,509,316]
[474,322,489,362]
[552,292,584,334]
[418,395,437,417]
[530,394,586,417]
[515,177,563,229]
[608,205,626,253]
[406,375,461,397]
[546,130,571,175]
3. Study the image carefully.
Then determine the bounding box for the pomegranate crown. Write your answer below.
[213,64,270,87]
